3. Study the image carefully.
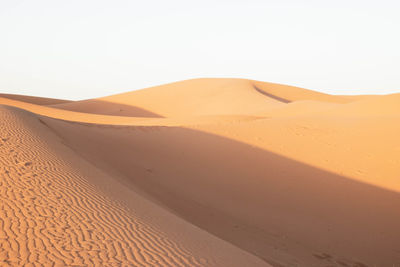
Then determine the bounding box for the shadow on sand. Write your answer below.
[42,117,400,267]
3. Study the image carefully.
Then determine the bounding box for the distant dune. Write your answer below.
[0,93,71,105]
[1,78,399,266]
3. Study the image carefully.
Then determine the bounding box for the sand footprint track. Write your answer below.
[0,106,269,267]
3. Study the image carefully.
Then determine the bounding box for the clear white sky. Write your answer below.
[0,0,399,100]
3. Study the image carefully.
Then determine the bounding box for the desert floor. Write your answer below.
[1,78,399,266]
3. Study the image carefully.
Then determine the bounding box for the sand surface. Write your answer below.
[1,78,399,266]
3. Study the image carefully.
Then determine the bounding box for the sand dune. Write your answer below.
[53,78,353,117]
[51,99,164,118]
[0,96,257,126]
[0,93,71,105]
[1,78,399,266]
[0,106,268,266]
[319,93,400,117]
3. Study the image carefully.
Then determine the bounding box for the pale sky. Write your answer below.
[0,0,399,100]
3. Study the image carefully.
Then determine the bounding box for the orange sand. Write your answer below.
[1,78,399,266]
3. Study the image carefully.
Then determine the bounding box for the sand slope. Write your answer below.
[43,114,400,266]
[0,106,269,266]
[1,78,399,266]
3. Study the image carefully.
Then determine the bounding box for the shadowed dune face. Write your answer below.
[51,99,163,118]
[43,117,400,267]
[253,85,291,103]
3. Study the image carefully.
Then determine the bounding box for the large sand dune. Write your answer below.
[1,78,399,266]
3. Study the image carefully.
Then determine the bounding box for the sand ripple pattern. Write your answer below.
[0,106,209,266]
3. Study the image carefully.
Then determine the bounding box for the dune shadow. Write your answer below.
[253,85,291,103]
[42,118,400,266]
[50,99,164,118]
